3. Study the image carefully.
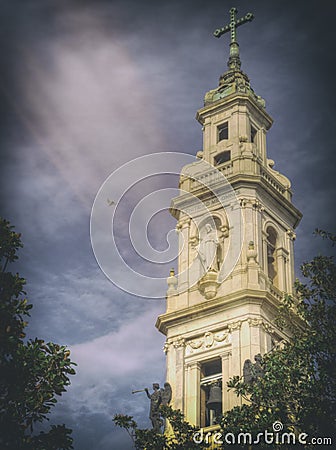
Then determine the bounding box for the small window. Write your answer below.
[218,122,228,142]
[251,125,257,143]
[214,150,231,166]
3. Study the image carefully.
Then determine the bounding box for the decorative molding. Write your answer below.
[181,193,235,216]
[239,198,265,211]
[247,317,275,335]
[189,339,203,350]
[186,330,229,354]
[163,337,187,353]
[172,337,186,349]
[198,270,220,300]
[262,322,275,334]
[252,200,265,212]
[189,235,199,248]
[169,318,276,356]
[177,218,191,230]
[273,338,288,350]
[185,361,202,370]
[248,318,263,327]
[219,225,229,238]
[247,241,258,262]
[286,229,296,241]
[163,340,170,354]
[221,351,232,361]
[228,320,242,332]
[213,331,228,343]
[204,331,214,348]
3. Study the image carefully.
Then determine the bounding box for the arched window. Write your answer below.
[250,124,258,144]
[217,122,228,142]
[266,226,278,286]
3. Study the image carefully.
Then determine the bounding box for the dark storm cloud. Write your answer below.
[1,1,335,449]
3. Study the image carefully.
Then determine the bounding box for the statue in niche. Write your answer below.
[198,223,220,271]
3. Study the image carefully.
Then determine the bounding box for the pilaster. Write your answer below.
[185,361,201,425]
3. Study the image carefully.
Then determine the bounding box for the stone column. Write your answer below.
[203,117,211,161]
[228,321,242,407]
[259,127,267,163]
[286,230,296,294]
[185,361,201,426]
[261,230,268,275]
[240,319,251,369]
[171,338,185,412]
[177,218,190,306]
[244,202,254,255]
[262,322,274,353]
[248,318,264,356]
[221,351,234,411]
[276,247,288,292]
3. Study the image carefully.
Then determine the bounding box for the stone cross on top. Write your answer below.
[214,7,254,71]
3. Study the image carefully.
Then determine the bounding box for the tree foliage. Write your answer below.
[220,230,336,448]
[0,218,76,450]
[113,405,209,450]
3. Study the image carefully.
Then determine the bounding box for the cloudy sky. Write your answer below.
[1,0,335,448]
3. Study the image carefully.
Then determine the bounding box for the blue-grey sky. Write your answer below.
[1,1,335,449]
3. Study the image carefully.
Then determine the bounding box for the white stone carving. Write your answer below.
[172,337,185,348]
[186,330,229,354]
[228,320,242,332]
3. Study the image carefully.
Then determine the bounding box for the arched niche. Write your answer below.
[266,226,278,286]
[190,215,228,273]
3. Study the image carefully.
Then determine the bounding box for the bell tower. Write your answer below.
[156,8,302,428]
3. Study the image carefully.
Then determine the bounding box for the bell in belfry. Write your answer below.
[206,382,222,410]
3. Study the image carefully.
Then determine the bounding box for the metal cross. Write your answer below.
[214,7,254,44]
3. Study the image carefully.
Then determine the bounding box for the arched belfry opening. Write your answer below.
[200,358,222,427]
[266,226,278,286]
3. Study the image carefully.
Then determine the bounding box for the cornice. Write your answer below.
[156,288,285,335]
[196,92,273,129]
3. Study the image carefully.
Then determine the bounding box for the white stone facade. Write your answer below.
[156,69,302,427]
